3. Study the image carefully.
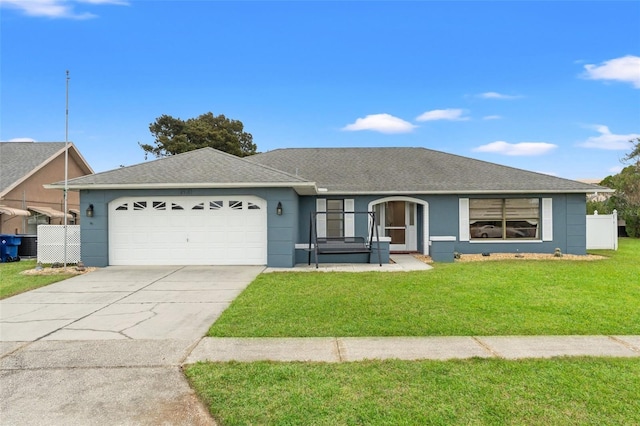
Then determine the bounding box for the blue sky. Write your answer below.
[1,1,639,180]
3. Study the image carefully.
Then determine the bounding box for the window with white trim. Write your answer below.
[469,198,540,240]
[316,198,355,238]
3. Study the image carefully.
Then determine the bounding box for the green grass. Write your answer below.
[209,238,640,336]
[185,357,640,425]
[0,260,75,299]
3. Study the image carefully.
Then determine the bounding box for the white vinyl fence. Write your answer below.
[37,225,81,263]
[586,210,618,250]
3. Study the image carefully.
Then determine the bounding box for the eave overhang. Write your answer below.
[45,181,319,196]
[316,188,614,196]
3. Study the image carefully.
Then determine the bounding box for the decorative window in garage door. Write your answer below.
[111,198,264,213]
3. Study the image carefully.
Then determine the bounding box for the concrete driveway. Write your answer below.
[1,265,263,341]
[0,265,263,425]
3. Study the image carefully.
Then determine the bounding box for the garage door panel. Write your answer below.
[109,196,267,265]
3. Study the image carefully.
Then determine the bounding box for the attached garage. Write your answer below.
[109,195,267,265]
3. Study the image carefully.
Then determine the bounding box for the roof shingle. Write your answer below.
[247,147,605,194]
[59,147,312,188]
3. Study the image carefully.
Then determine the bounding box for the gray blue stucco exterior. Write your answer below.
[78,187,588,268]
[50,147,604,268]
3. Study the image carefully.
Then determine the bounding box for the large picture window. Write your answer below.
[469,198,539,240]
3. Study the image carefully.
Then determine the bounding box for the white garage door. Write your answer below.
[108,196,267,265]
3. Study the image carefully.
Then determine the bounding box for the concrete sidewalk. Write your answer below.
[185,335,640,363]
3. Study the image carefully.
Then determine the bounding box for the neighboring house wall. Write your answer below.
[1,154,85,234]
[79,187,299,267]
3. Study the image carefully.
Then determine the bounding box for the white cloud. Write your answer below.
[342,113,417,134]
[582,55,640,89]
[483,115,502,120]
[473,141,558,156]
[0,0,127,19]
[609,165,624,174]
[5,137,37,142]
[416,108,469,122]
[578,125,640,150]
[478,92,521,100]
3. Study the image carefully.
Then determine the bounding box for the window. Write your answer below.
[469,198,539,240]
[316,198,355,238]
[326,199,344,237]
[27,213,49,234]
[209,201,223,210]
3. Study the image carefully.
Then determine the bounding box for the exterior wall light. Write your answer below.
[86,204,94,217]
[276,202,283,216]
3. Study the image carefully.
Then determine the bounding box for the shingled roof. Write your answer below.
[52,147,317,194]
[0,142,93,196]
[247,147,607,194]
[48,146,608,196]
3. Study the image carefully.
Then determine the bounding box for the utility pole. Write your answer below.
[64,70,69,268]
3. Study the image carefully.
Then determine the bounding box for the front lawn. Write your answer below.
[209,238,640,336]
[185,357,640,425]
[0,260,76,299]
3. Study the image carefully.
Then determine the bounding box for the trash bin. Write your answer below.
[18,234,37,258]
[0,234,22,262]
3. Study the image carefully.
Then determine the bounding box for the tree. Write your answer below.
[593,138,640,237]
[139,112,257,158]
[622,137,640,167]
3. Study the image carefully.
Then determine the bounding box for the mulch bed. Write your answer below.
[20,266,98,276]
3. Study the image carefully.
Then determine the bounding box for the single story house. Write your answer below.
[48,147,609,267]
[0,142,93,234]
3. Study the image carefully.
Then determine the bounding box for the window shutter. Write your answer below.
[316,198,327,238]
[459,198,470,241]
[344,199,355,237]
[542,198,553,241]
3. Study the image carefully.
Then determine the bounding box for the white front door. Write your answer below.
[377,201,417,252]
[108,195,267,265]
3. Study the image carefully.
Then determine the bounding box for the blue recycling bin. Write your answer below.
[0,234,22,262]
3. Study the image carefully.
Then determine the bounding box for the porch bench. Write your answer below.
[316,236,371,253]
[309,236,381,268]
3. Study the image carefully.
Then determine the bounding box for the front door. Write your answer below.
[377,201,417,252]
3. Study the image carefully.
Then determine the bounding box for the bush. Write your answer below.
[623,208,640,238]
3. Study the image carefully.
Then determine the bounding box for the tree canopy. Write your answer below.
[139,112,257,158]
[592,138,640,237]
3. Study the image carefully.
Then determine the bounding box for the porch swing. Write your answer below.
[308,211,382,268]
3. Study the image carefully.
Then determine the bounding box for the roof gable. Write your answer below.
[0,142,93,196]
[54,147,316,193]
[248,147,607,194]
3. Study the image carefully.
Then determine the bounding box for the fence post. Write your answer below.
[613,210,618,250]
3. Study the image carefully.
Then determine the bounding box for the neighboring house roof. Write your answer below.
[247,147,610,194]
[49,147,317,195]
[0,141,94,197]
